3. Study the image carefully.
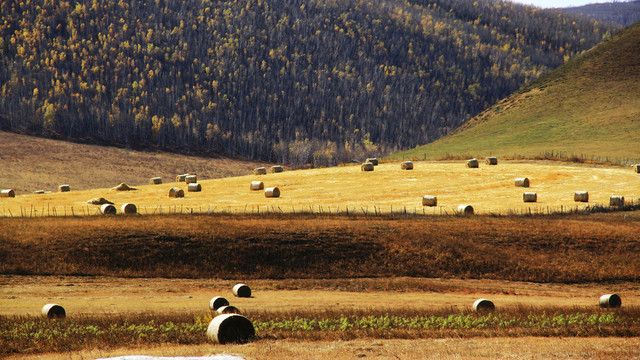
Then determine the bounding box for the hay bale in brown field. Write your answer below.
[207,314,255,344]
[486,157,498,165]
[188,183,202,192]
[466,158,479,168]
[149,177,162,185]
[209,296,230,311]
[0,189,16,198]
[633,164,640,173]
[515,178,530,187]
[473,299,495,312]
[185,175,197,184]
[176,174,189,182]
[112,183,136,191]
[250,181,264,191]
[87,197,113,205]
[574,191,589,202]
[366,158,379,166]
[458,204,474,215]
[269,165,284,173]
[42,304,66,318]
[523,192,537,203]
[610,195,624,207]
[233,283,252,297]
[121,203,137,214]
[169,187,184,198]
[254,167,267,175]
[599,294,622,308]
[264,187,280,198]
[401,161,414,170]
[58,184,71,192]
[361,162,374,171]
[100,204,117,215]
[422,195,437,207]
[217,305,241,314]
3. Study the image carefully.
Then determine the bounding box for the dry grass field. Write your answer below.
[1,159,639,217]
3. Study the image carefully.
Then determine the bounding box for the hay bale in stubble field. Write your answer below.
[169,187,184,198]
[207,314,255,344]
[233,283,252,298]
[401,161,414,170]
[112,183,136,191]
[176,174,189,182]
[269,165,284,173]
[264,187,280,198]
[458,205,474,215]
[250,181,264,191]
[209,296,230,311]
[523,192,537,203]
[185,175,198,184]
[633,164,640,173]
[87,197,113,205]
[361,162,374,171]
[254,167,267,175]
[599,294,622,308]
[486,157,498,165]
[473,299,495,312]
[466,158,479,168]
[58,184,71,192]
[574,191,589,202]
[149,177,162,185]
[188,183,202,192]
[422,195,437,207]
[100,204,117,215]
[217,305,241,314]
[366,158,379,166]
[121,203,137,214]
[610,195,624,207]
[515,178,530,187]
[42,304,66,318]
[0,189,15,198]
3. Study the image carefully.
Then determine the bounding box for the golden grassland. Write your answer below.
[1,160,639,217]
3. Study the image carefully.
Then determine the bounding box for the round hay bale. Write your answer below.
[42,303,66,318]
[366,158,379,166]
[112,183,136,191]
[176,174,189,182]
[610,195,624,207]
[169,187,184,198]
[209,296,230,311]
[254,167,267,175]
[121,203,137,214]
[87,197,113,205]
[217,305,241,314]
[188,183,202,192]
[574,191,589,202]
[633,164,640,173]
[269,165,284,173]
[473,298,495,312]
[523,192,537,203]
[250,181,264,191]
[466,158,479,168]
[422,195,437,207]
[58,184,71,192]
[458,204,474,215]
[361,162,374,171]
[0,189,16,198]
[185,175,198,184]
[515,178,530,187]
[401,161,414,170]
[207,314,255,344]
[233,283,252,298]
[149,177,162,185]
[485,157,498,165]
[100,204,116,215]
[599,293,622,308]
[264,187,280,198]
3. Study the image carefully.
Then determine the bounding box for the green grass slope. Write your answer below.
[390,22,640,164]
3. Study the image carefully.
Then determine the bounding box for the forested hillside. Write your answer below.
[563,1,640,27]
[0,0,619,165]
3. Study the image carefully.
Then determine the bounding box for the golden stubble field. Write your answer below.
[1,160,639,217]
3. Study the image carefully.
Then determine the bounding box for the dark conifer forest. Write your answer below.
[0,0,620,165]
